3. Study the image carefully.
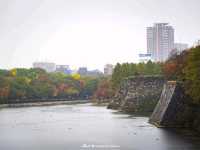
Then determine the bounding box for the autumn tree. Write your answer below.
[184,46,200,104]
[94,78,115,99]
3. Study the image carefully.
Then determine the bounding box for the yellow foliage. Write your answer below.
[65,87,79,95]
[10,68,17,77]
[25,77,31,84]
[71,73,81,80]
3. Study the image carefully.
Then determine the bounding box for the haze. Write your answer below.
[0,0,200,71]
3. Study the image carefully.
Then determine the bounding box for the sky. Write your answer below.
[0,0,200,71]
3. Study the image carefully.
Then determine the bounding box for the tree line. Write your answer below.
[163,45,200,104]
[0,68,100,104]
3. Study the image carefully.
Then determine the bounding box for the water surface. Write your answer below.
[0,103,200,150]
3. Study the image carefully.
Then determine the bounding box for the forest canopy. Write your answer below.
[0,68,100,104]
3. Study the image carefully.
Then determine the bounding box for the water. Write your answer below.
[0,103,200,150]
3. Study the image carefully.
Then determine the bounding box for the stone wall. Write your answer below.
[107,76,165,113]
[149,81,200,132]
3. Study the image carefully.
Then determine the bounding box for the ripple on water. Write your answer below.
[0,103,200,150]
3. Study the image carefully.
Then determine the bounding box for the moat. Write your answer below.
[0,103,200,150]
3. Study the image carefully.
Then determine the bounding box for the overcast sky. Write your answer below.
[0,0,200,70]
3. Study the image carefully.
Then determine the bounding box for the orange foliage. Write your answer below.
[0,86,10,98]
[94,80,114,99]
[38,74,49,82]
[79,80,85,89]
[163,51,189,80]
[163,61,177,79]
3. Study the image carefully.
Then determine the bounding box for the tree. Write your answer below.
[111,63,122,88]
[8,77,31,99]
[79,77,99,98]
[184,46,200,104]
[0,77,10,103]
[0,69,9,76]
[71,73,81,80]
[163,50,188,80]
[162,46,200,104]
[94,78,115,99]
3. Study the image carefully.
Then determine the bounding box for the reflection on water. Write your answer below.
[0,103,200,150]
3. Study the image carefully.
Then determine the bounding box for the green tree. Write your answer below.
[9,77,30,99]
[184,46,200,104]
[111,62,162,89]
[80,77,99,98]
[111,63,122,88]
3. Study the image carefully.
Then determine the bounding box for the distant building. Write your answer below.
[77,67,103,77]
[195,40,200,46]
[198,40,200,46]
[56,65,71,74]
[33,62,56,72]
[169,43,188,57]
[70,69,77,75]
[87,69,103,77]
[147,23,174,62]
[78,67,88,76]
[138,53,152,63]
[104,64,113,76]
[174,43,188,52]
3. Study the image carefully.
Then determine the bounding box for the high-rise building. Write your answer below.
[147,23,174,62]
[104,64,113,76]
[33,62,56,72]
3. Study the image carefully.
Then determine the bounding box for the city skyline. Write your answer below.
[33,61,104,75]
[0,0,200,70]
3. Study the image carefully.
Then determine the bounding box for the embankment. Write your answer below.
[0,100,90,108]
[149,81,200,132]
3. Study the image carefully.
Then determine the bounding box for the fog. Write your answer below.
[0,0,200,70]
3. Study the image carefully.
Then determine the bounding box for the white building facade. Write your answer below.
[147,23,174,62]
[104,64,113,76]
[33,62,56,72]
